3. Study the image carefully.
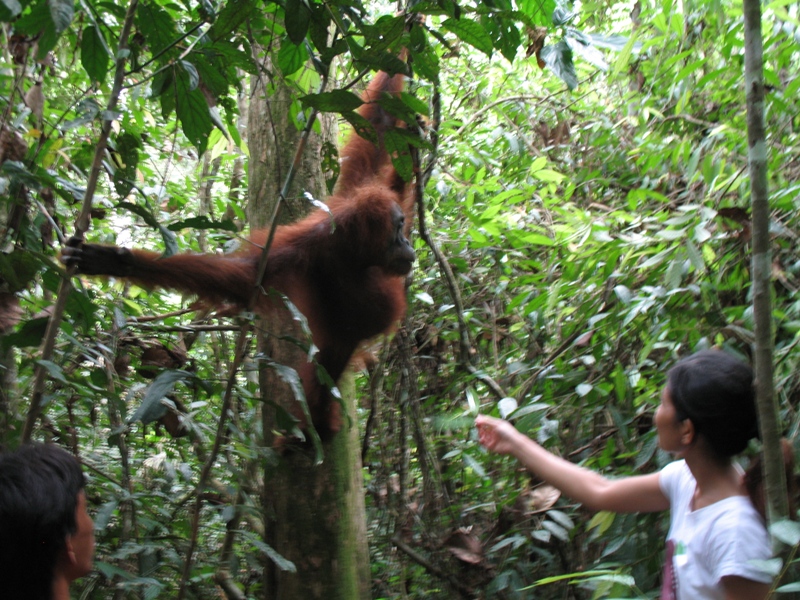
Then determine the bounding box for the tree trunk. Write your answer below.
[247,51,371,599]
[743,0,788,530]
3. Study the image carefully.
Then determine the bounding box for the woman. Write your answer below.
[476,350,772,600]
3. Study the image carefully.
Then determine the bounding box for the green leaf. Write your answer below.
[1,316,48,350]
[770,519,800,546]
[137,0,178,57]
[37,359,68,385]
[589,33,635,52]
[248,536,296,573]
[610,30,639,80]
[175,68,213,154]
[115,202,178,256]
[0,251,39,292]
[193,47,237,98]
[301,89,363,113]
[410,47,440,83]
[207,0,255,41]
[463,452,486,477]
[531,168,565,183]
[520,233,554,246]
[375,95,417,123]
[400,91,429,117]
[518,0,555,26]
[551,6,574,26]
[587,510,615,535]
[485,14,521,62]
[542,519,569,542]
[129,370,195,425]
[442,18,493,56]
[409,20,427,53]
[93,500,118,531]
[540,40,577,89]
[167,216,238,232]
[14,0,73,58]
[685,237,704,271]
[111,132,141,198]
[62,98,100,131]
[0,0,22,21]
[284,0,309,45]
[48,0,72,31]
[748,558,782,577]
[65,287,97,331]
[547,509,574,530]
[675,58,705,83]
[277,37,308,76]
[180,60,200,90]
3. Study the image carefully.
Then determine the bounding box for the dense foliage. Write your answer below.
[2,0,800,597]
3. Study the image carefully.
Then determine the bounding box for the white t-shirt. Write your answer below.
[658,459,772,600]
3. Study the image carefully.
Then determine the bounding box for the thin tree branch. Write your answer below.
[22,0,140,440]
[391,535,475,598]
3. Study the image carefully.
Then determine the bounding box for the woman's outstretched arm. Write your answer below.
[475,414,669,514]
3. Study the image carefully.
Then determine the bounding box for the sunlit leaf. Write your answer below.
[277,38,309,76]
[770,519,800,546]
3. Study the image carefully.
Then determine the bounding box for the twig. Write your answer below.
[391,535,475,598]
[22,0,140,441]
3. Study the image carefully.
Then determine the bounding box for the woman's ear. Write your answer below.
[680,419,696,447]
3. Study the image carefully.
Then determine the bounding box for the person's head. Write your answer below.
[660,349,758,459]
[0,443,94,600]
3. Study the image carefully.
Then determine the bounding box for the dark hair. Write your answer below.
[0,443,86,600]
[666,350,759,458]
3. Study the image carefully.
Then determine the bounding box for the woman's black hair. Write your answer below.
[666,349,759,458]
[0,443,86,600]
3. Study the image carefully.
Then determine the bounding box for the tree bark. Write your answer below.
[743,0,789,530]
[247,50,371,599]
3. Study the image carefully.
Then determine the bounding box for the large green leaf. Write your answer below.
[284,0,310,44]
[384,129,413,182]
[0,0,22,21]
[540,39,577,89]
[0,250,39,293]
[207,0,255,41]
[129,370,196,424]
[175,68,213,154]
[81,25,109,84]
[111,132,141,198]
[14,0,74,58]
[482,12,521,62]
[517,0,556,26]
[277,37,309,76]
[137,0,179,57]
[442,18,493,56]
[301,89,363,113]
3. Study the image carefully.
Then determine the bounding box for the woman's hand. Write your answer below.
[475,415,522,456]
